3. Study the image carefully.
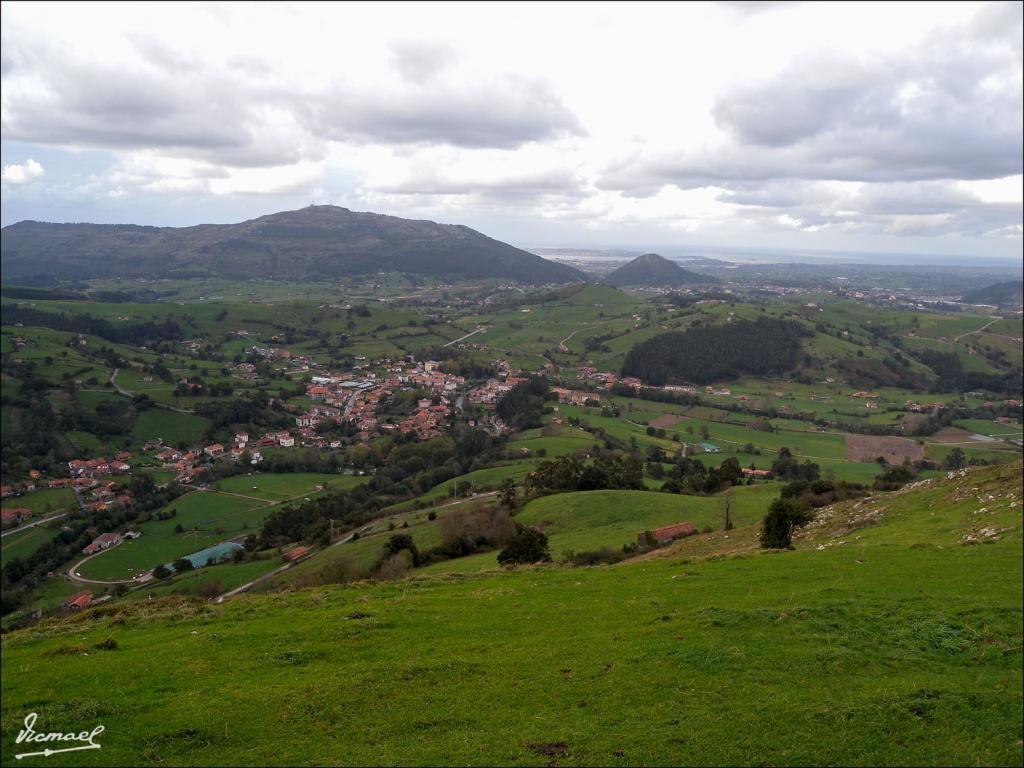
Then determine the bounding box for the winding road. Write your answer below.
[109,368,196,414]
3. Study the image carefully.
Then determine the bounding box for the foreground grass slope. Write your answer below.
[0,464,1020,767]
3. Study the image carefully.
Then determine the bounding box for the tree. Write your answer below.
[722,489,734,531]
[152,564,172,580]
[384,533,420,567]
[944,447,967,470]
[497,525,551,565]
[172,557,195,573]
[760,498,814,549]
[498,478,518,509]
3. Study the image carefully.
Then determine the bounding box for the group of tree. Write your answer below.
[621,317,812,386]
[913,349,1021,397]
[257,429,506,547]
[4,304,183,346]
[524,454,644,494]
[495,377,550,430]
[658,455,745,495]
[770,448,821,483]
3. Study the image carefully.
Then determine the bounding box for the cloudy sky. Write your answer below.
[2,1,1021,261]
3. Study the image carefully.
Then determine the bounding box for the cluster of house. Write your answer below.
[551,388,601,406]
[299,359,468,442]
[467,376,526,405]
[79,481,133,513]
[904,400,949,413]
[146,435,265,481]
[67,454,132,478]
[226,361,260,381]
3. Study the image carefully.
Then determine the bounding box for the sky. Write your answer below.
[1,1,1022,263]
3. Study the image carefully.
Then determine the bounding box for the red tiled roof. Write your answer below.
[63,590,92,609]
[650,522,696,541]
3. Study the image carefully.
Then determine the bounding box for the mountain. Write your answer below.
[603,252,717,287]
[961,280,1024,308]
[0,205,587,285]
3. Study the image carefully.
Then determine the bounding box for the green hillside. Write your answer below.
[1,462,1019,766]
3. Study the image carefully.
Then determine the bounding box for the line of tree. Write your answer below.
[524,454,645,494]
[4,304,183,346]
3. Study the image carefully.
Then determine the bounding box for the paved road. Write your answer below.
[67,540,138,585]
[0,512,68,539]
[443,326,487,348]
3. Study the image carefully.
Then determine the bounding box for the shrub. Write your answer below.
[497,525,551,566]
[760,498,814,549]
[194,580,223,600]
[564,547,627,566]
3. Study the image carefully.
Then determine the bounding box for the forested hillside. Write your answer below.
[621,318,812,385]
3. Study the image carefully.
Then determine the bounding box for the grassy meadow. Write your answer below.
[0,463,1020,766]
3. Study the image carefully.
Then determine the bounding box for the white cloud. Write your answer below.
[0,1,1020,259]
[1,158,44,184]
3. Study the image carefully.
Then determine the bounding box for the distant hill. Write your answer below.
[604,253,717,287]
[961,280,1024,308]
[0,206,587,285]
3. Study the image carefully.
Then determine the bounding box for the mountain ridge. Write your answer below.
[0,205,587,285]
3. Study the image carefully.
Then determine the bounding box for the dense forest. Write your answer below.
[621,318,811,385]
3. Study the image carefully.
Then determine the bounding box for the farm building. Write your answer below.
[83,532,122,555]
[62,590,92,612]
[1,508,32,525]
[700,443,722,453]
[639,521,696,548]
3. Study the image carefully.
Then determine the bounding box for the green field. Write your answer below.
[131,409,212,448]
[1,463,1020,766]
[1,525,59,568]
[74,491,269,581]
[1,487,76,516]
[211,472,365,501]
[124,556,285,601]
